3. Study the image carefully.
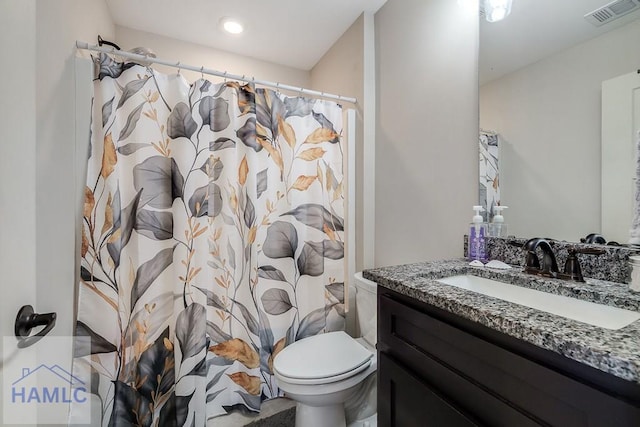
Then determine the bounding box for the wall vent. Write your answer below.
[584,0,640,26]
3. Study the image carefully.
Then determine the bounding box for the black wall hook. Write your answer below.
[15,305,57,348]
[98,35,121,51]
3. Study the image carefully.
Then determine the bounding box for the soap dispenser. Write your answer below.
[469,206,488,261]
[489,205,508,237]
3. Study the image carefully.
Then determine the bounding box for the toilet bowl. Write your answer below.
[273,272,377,427]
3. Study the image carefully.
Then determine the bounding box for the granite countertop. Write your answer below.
[363,259,640,385]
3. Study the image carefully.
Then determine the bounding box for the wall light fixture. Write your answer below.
[483,0,513,22]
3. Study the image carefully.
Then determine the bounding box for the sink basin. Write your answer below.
[437,275,640,330]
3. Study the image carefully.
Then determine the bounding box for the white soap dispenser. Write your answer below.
[489,205,508,237]
[469,206,488,261]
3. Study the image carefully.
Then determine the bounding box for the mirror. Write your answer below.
[479,0,640,243]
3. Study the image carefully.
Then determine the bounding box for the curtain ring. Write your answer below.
[109,46,120,62]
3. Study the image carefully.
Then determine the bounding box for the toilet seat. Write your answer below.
[273,331,374,385]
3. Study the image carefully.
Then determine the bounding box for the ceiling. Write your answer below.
[106,0,640,82]
[106,0,387,71]
[480,0,640,85]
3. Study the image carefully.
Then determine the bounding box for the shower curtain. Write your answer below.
[479,130,500,222]
[73,53,345,426]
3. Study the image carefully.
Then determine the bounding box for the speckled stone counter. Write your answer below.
[464,236,640,284]
[364,259,640,385]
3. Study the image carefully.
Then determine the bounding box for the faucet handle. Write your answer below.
[580,233,607,244]
[562,247,605,282]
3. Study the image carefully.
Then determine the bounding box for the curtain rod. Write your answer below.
[75,41,357,104]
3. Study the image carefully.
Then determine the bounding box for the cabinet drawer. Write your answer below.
[379,290,640,426]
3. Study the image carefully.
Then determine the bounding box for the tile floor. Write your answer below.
[209,397,296,427]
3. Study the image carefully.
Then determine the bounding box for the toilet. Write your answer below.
[273,272,377,427]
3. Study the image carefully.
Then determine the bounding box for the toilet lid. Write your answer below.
[273,331,373,380]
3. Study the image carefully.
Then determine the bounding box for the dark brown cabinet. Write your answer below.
[377,287,640,427]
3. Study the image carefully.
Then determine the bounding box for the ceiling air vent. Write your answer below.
[584,0,640,26]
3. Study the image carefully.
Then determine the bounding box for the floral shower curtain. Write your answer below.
[73,53,345,426]
[479,130,499,222]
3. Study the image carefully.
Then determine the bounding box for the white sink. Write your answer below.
[437,275,640,330]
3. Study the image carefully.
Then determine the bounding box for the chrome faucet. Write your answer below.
[523,238,559,278]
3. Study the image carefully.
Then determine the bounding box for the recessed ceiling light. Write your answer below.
[220,17,244,35]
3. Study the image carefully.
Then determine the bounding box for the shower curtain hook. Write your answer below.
[223,71,227,83]
[176,61,181,76]
[298,86,304,97]
[200,66,204,79]
[275,82,280,93]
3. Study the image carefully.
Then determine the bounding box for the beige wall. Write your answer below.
[480,18,640,242]
[310,15,365,272]
[374,0,479,266]
[310,14,365,334]
[115,26,310,88]
[36,0,115,339]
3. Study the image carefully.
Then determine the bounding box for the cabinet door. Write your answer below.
[378,289,640,426]
[378,352,478,427]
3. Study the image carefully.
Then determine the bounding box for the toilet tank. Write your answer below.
[354,272,377,347]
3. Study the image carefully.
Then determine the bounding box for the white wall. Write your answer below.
[36,0,115,340]
[115,26,310,88]
[374,0,479,266]
[480,18,640,242]
[0,0,36,419]
[0,0,36,336]
[0,0,112,422]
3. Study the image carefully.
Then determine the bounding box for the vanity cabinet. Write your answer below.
[377,287,640,427]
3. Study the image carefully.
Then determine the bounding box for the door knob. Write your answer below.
[14,305,57,348]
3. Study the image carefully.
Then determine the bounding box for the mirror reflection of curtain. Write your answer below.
[631,132,640,245]
[479,130,499,222]
[72,53,346,425]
